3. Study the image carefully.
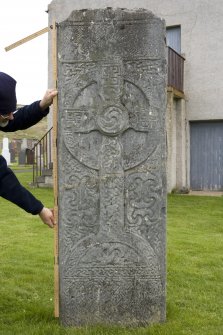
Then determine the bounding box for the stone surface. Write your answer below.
[2,137,11,164]
[57,8,167,326]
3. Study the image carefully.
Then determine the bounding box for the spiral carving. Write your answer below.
[97,105,128,135]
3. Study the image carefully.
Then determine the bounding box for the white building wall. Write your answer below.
[176,98,187,189]
[166,92,176,192]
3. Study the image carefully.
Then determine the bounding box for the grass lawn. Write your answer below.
[0,170,222,335]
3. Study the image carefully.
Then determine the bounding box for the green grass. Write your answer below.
[0,172,223,335]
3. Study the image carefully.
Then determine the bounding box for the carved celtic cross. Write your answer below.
[57,8,166,326]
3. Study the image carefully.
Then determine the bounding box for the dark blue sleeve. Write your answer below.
[0,101,49,132]
[0,155,43,215]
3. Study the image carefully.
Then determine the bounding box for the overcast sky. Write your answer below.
[0,0,50,105]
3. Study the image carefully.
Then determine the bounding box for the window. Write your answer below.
[166,26,181,54]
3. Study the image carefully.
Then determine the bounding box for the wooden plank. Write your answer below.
[5,27,49,52]
[52,21,59,318]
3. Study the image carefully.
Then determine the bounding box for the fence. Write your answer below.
[32,127,53,185]
[168,46,185,92]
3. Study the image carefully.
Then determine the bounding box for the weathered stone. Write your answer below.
[57,8,167,327]
[1,137,11,165]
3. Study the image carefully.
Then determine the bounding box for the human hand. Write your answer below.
[39,207,55,228]
[39,89,58,111]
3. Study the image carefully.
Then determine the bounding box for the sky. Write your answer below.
[0,0,50,104]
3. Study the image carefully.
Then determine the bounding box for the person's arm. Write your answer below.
[0,156,55,228]
[1,101,48,132]
[0,89,57,132]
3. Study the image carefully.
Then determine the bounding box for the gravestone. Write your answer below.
[9,142,16,163]
[57,8,167,326]
[10,139,22,164]
[26,149,34,164]
[18,138,27,165]
[1,137,11,164]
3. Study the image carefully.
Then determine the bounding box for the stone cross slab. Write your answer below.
[57,8,167,327]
